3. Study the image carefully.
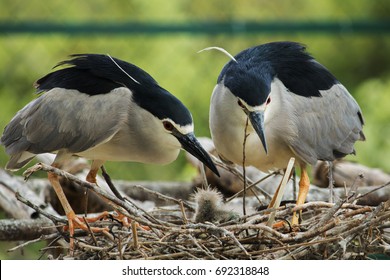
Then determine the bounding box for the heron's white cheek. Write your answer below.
[168,134,182,149]
[161,135,182,164]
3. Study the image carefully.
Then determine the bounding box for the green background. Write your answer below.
[0,0,389,259]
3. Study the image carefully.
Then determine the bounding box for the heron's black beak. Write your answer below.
[174,132,220,176]
[248,111,268,154]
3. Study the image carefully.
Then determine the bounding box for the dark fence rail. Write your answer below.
[1,20,390,35]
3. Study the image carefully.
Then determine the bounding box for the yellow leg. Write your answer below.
[291,166,310,226]
[48,165,107,250]
[86,159,105,184]
[86,168,99,184]
[85,162,133,228]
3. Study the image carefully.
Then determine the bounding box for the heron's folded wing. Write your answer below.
[2,87,132,157]
[288,84,364,165]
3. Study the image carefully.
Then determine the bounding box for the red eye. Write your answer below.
[266,97,271,105]
[163,121,174,131]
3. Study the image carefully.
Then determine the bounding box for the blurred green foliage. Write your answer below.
[353,77,390,169]
[0,0,389,260]
[0,0,389,182]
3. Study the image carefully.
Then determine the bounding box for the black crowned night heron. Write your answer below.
[209,41,365,225]
[1,54,219,246]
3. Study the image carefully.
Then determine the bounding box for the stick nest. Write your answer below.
[61,196,389,260]
[18,163,390,260]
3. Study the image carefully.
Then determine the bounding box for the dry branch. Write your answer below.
[0,153,389,259]
[0,218,57,241]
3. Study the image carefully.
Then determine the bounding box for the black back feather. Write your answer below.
[35,54,193,126]
[218,42,339,106]
[36,54,157,94]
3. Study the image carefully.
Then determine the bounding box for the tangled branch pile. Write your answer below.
[0,160,386,260]
[16,163,387,260]
[60,200,388,260]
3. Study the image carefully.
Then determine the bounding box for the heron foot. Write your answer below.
[64,210,109,251]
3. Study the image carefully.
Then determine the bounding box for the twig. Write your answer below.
[251,236,341,256]
[7,233,60,252]
[242,117,250,217]
[357,180,390,200]
[315,198,345,228]
[266,157,295,227]
[226,171,278,202]
[142,251,194,260]
[282,220,339,243]
[225,223,288,240]
[131,221,139,249]
[23,163,169,230]
[327,161,334,203]
[15,192,66,224]
[122,196,169,228]
[342,201,390,242]
[291,201,367,212]
[185,223,250,257]
[313,174,363,230]
[77,241,109,252]
[132,184,195,211]
[101,165,124,200]
[83,216,98,246]
[38,236,65,260]
[179,200,189,224]
[210,154,273,200]
[342,206,372,218]
[188,234,218,260]
[199,163,209,188]
[347,174,365,202]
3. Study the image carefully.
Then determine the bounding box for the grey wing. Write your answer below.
[1,87,132,169]
[288,84,365,165]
